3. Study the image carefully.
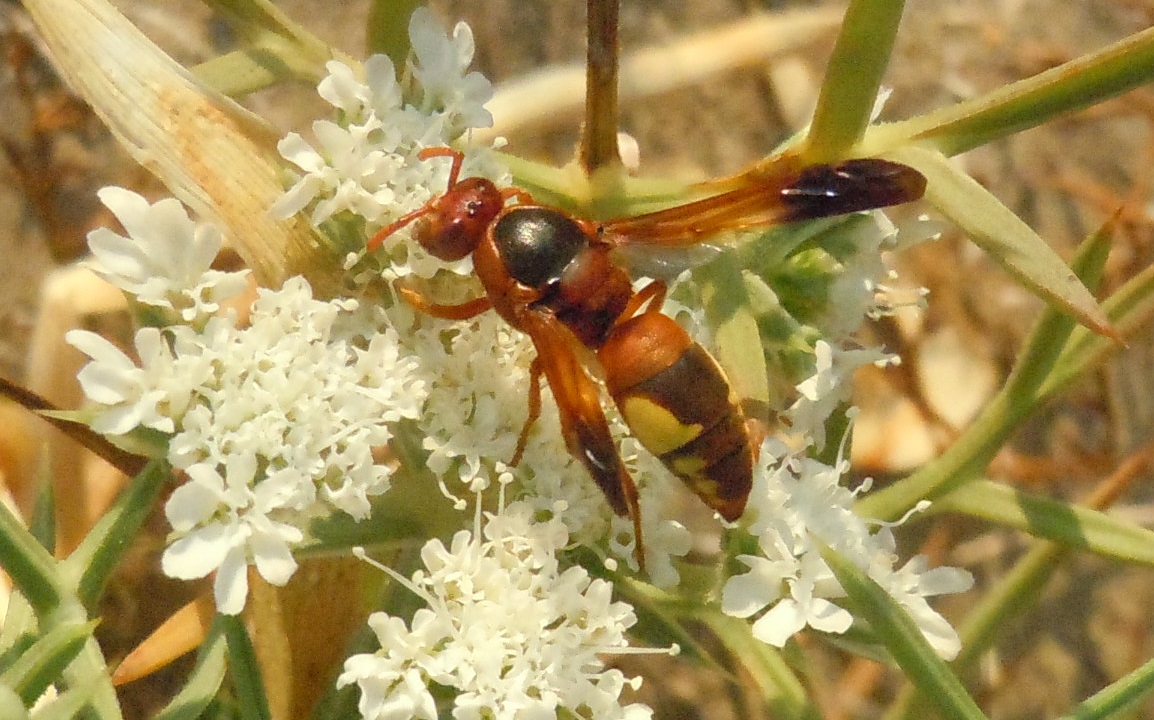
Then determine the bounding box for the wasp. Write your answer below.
[369,147,926,568]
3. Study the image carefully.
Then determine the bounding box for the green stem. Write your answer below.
[803,0,907,162]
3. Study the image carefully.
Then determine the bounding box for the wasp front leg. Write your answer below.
[394,280,493,320]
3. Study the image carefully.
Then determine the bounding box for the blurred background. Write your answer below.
[2,1,1154,717]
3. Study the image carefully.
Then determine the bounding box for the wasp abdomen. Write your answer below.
[599,313,753,521]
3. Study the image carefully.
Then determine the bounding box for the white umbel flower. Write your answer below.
[339,506,652,720]
[722,441,973,659]
[86,187,248,323]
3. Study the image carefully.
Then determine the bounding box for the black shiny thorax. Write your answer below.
[492,207,590,288]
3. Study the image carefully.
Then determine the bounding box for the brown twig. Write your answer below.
[0,374,145,477]
[580,0,620,176]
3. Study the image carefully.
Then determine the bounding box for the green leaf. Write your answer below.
[1065,654,1154,719]
[821,546,988,720]
[366,0,425,66]
[892,145,1113,337]
[154,619,230,720]
[803,0,908,162]
[196,0,337,93]
[867,26,1154,156]
[929,480,1154,566]
[67,460,170,610]
[0,495,62,615]
[0,622,95,708]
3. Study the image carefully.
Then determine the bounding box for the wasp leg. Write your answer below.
[519,309,646,570]
[395,281,493,320]
[510,357,543,466]
[616,279,667,323]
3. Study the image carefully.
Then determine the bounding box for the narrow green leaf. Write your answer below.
[0,496,62,615]
[892,145,1113,337]
[67,460,170,609]
[1,622,96,707]
[1065,654,1154,719]
[804,0,907,162]
[221,615,271,720]
[154,619,230,720]
[821,546,988,720]
[867,26,1154,156]
[931,480,1154,565]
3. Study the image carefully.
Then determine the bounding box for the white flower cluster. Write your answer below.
[69,190,423,614]
[723,441,972,659]
[62,5,976,714]
[339,506,652,720]
[271,8,499,282]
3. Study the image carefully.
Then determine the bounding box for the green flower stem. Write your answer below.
[222,614,272,720]
[821,545,989,720]
[856,219,1113,522]
[803,0,907,162]
[703,611,821,720]
[865,26,1154,157]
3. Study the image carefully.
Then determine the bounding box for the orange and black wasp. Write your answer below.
[368,147,925,567]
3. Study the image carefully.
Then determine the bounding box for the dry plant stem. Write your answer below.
[480,9,842,145]
[22,0,334,293]
[581,0,620,175]
[0,375,143,478]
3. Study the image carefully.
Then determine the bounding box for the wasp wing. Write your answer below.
[605,158,926,248]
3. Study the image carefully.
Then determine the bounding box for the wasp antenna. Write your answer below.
[367,202,433,252]
[416,146,466,187]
